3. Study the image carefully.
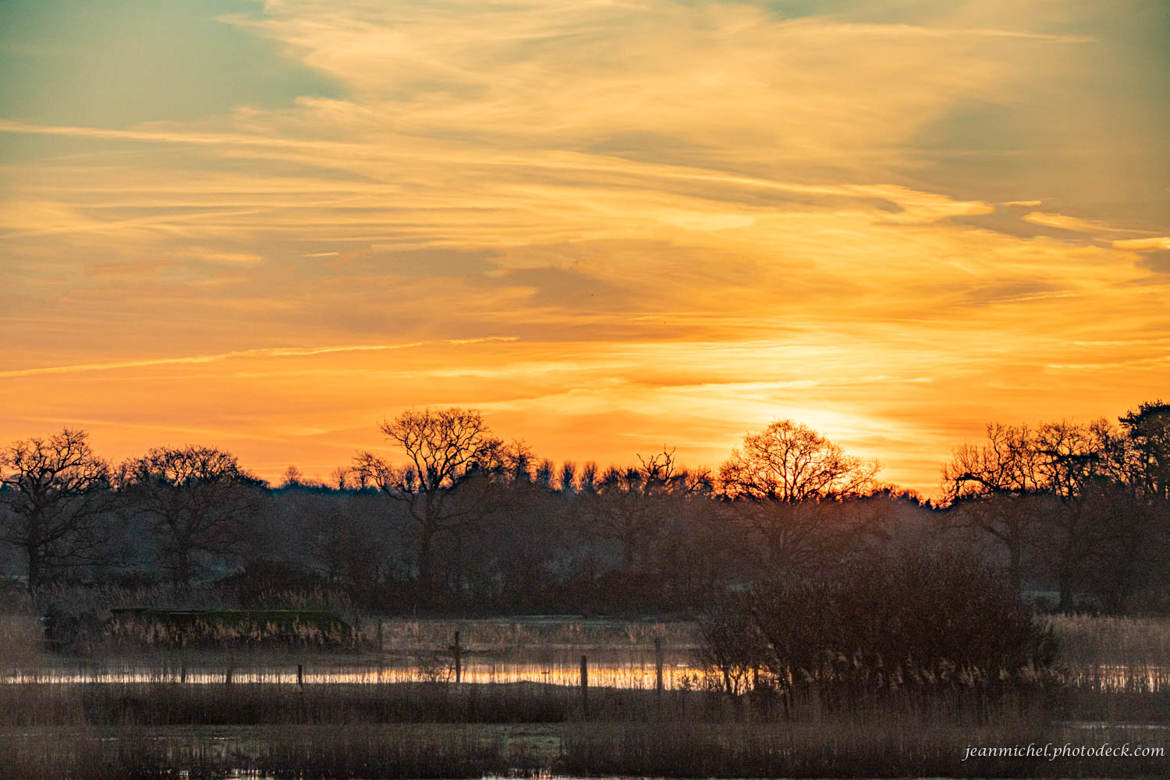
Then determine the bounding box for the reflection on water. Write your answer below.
[3,654,1165,692]
[1,662,707,688]
[1,649,710,689]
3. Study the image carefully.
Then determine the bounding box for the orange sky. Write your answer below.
[2,0,1168,496]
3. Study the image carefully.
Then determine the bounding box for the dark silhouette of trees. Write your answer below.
[718,422,880,578]
[477,444,569,608]
[943,414,1170,611]
[352,407,503,605]
[942,423,1045,595]
[1,400,1165,617]
[1092,402,1170,612]
[0,428,112,591]
[719,420,878,502]
[586,449,696,571]
[1121,401,1170,502]
[118,446,265,590]
[1033,420,1121,611]
[297,491,391,605]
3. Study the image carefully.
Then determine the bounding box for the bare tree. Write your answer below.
[0,428,111,591]
[585,448,698,571]
[718,422,879,577]
[1035,419,1128,610]
[942,423,1046,595]
[718,420,878,502]
[118,446,264,590]
[352,407,502,604]
[944,419,1144,608]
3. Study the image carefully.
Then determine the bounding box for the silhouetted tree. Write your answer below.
[1121,401,1170,502]
[1058,407,1170,612]
[944,416,1164,610]
[942,423,1046,595]
[118,446,265,590]
[585,449,693,572]
[579,462,598,494]
[0,428,112,591]
[352,407,502,606]
[719,420,878,502]
[1033,420,1121,610]
[718,422,879,577]
[559,461,577,493]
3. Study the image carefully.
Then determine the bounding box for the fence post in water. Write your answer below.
[377,620,384,653]
[452,631,462,684]
[655,637,664,694]
[580,654,589,716]
[225,667,233,685]
[180,665,186,684]
[297,663,304,687]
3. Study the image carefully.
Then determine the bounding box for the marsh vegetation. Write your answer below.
[1,610,1169,777]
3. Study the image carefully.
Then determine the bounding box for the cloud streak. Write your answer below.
[0,344,425,378]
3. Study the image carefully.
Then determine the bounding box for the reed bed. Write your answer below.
[3,614,1170,776]
[560,721,1170,778]
[0,612,44,670]
[1,724,518,779]
[364,615,700,651]
[0,675,1143,729]
[3,700,1167,778]
[1049,614,1170,668]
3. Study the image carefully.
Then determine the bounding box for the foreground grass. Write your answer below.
[1049,614,1170,668]
[1,679,1168,777]
[4,720,1168,778]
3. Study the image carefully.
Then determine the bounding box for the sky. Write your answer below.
[1,0,1168,496]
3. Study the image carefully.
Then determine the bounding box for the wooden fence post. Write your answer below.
[655,637,664,694]
[297,663,304,687]
[580,654,589,716]
[453,631,462,684]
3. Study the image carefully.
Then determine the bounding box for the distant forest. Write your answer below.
[1,401,1168,616]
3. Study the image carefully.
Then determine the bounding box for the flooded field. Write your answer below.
[3,614,1169,692]
[1,650,707,689]
[2,615,1169,777]
[5,656,1169,693]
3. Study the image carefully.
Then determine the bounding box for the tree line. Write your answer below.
[1,402,1167,615]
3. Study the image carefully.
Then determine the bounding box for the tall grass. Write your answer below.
[6,672,1162,729]
[559,721,1170,778]
[1049,614,1170,668]
[0,613,44,670]
[366,616,699,651]
[1,724,516,779]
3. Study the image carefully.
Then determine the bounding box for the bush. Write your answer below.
[700,550,1055,694]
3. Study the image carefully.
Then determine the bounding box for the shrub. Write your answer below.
[700,550,1055,694]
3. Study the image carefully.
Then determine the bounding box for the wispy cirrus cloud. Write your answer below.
[0,339,517,378]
